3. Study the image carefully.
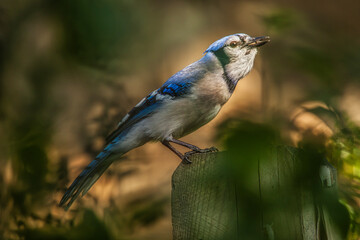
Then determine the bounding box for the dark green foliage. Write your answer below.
[129,198,167,227]
[262,9,297,33]
[22,210,113,240]
[216,121,351,239]
[291,47,335,83]
[59,0,135,69]
[218,120,279,186]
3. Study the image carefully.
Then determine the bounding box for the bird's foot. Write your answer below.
[184,146,219,161]
[201,146,219,153]
[181,154,192,164]
[192,146,219,153]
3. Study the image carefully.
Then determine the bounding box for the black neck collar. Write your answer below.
[213,49,236,93]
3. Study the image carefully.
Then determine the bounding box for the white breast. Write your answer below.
[192,72,232,106]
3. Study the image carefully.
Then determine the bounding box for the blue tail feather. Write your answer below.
[59,150,114,210]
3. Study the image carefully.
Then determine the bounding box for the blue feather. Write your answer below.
[107,64,208,144]
[159,82,192,97]
[59,150,112,210]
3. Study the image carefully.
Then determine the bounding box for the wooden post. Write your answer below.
[172,152,237,240]
[171,146,343,240]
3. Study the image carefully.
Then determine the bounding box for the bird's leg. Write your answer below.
[168,138,201,151]
[168,138,219,153]
[161,140,192,164]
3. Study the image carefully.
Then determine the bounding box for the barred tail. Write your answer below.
[59,151,118,210]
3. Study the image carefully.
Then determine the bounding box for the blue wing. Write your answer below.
[105,92,162,144]
[158,61,207,96]
[105,62,206,144]
[105,81,193,144]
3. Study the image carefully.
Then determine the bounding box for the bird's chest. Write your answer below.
[171,76,231,136]
[171,101,221,138]
[192,74,232,106]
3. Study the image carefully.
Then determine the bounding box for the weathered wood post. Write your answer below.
[171,146,344,240]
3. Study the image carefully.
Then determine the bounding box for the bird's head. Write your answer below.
[205,33,270,60]
[205,33,270,83]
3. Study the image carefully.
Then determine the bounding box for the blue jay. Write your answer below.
[60,33,270,209]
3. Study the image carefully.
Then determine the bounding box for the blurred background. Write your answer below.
[0,0,359,239]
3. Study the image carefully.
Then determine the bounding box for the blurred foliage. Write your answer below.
[217,120,351,239]
[219,121,278,239]
[260,8,360,238]
[127,197,168,228]
[21,210,112,240]
[218,120,279,188]
[60,0,129,66]
[262,9,297,33]
[58,0,151,71]
[261,6,360,102]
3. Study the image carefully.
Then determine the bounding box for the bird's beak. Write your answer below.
[247,36,270,48]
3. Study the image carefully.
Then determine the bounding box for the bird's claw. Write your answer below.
[194,146,219,153]
[183,147,219,163]
[207,147,219,152]
[182,154,192,164]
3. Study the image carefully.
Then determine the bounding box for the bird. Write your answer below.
[59,33,270,210]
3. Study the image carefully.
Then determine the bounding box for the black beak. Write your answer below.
[247,36,270,48]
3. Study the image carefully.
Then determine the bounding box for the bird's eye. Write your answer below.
[229,41,238,48]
